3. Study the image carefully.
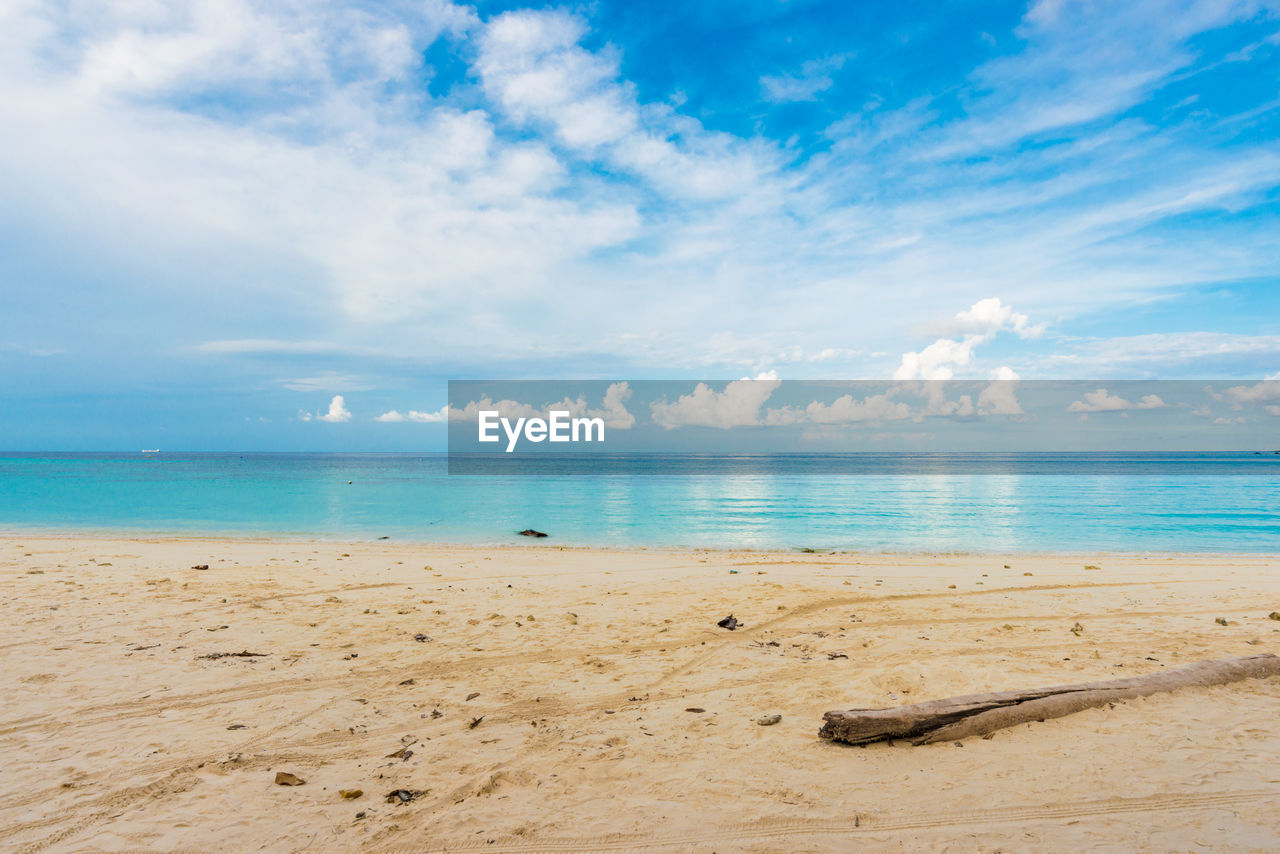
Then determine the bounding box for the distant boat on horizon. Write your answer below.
[141,449,159,454]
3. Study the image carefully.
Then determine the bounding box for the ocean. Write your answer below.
[1,452,1277,553]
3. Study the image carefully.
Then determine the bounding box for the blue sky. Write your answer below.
[1,0,1279,450]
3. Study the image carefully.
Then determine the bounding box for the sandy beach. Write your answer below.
[2,536,1279,852]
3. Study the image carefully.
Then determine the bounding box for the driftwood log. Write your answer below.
[820,653,1280,746]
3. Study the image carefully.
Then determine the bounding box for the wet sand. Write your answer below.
[2,536,1279,852]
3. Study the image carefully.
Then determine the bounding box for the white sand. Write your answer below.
[2,536,1279,852]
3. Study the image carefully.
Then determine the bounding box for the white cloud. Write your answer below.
[475,8,779,201]
[597,381,636,429]
[448,396,543,422]
[1066,388,1165,413]
[952,297,1045,339]
[1046,334,1280,375]
[650,374,781,429]
[895,298,1040,381]
[760,54,849,103]
[1068,388,1131,413]
[978,379,1025,416]
[198,339,366,356]
[281,372,375,392]
[766,392,912,426]
[316,394,352,423]
[442,383,635,428]
[376,406,448,423]
[1223,380,1280,405]
[910,382,977,417]
[894,335,984,381]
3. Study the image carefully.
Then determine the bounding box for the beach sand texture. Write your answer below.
[2,536,1279,852]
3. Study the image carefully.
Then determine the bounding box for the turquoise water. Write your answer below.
[1,453,1277,553]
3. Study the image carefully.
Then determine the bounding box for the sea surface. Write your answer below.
[1,452,1277,553]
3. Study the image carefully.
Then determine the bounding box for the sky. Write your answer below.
[2,0,1279,450]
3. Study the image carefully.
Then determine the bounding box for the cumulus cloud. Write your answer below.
[894,336,984,382]
[977,381,1024,416]
[762,379,1025,426]
[316,395,352,423]
[952,297,1045,339]
[1067,388,1167,413]
[895,298,1040,381]
[765,392,912,426]
[1068,388,1131,413]
[650,373,781,429]
[597,381,636,429]
[448,396,544,422]
[441,382,635,428]
[1223,380,1280,406]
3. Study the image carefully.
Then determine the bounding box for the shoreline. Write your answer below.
[4,528,1279,559]
[4,535,1278,851]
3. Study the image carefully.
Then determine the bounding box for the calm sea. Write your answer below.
[1,452,1277,553]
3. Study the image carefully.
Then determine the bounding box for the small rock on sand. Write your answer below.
[274,772,305,786]
[757,714,782,726]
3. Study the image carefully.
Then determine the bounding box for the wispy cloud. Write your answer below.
[197,339,370,356]
[281,372,375,393]
[760,54,849,103]
[376,406,448,423]
[1,0,1279,450]
[1046,333,1280,376]
[2,343,63,357]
